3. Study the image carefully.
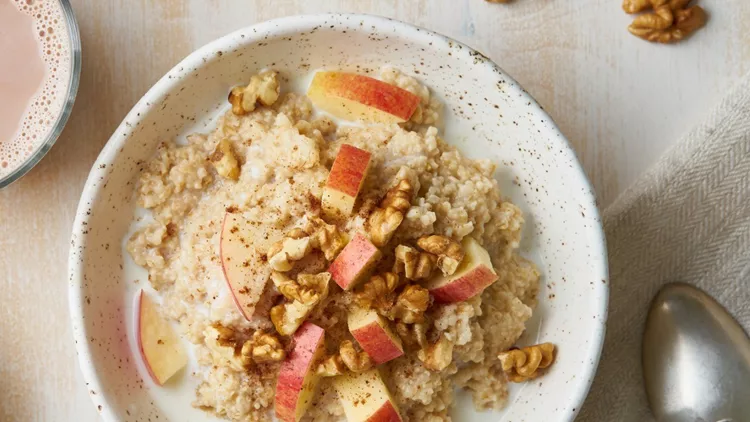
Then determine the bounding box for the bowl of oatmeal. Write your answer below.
[69,14,608,422]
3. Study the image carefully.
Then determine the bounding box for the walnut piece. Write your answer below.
[417,235,465,276]
[393,244,436,280]
[339,340,374,372]
[626,0,706,44]
[267,218,347,272]
[270,272,331,336]
[209,139,240,181]
[228,70,280,115]
[250,330,286,363]
[417,335,454,371]
[204,324,252,371]
[368,179,414,247]
[498,343,556,382]
[317,354,346,377]
[354,272,401,311]
[388,285,430,324]
[395,322,428,351]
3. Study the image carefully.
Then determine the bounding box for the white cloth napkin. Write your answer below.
[577,73,750,421]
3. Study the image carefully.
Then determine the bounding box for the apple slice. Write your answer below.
[308,71,421,124]
[276,322,327,422]
[135,290,188,385]
[328,232,382,290]
[322,144,372,219]
[220,212,283,320]
[425,237,498,303]
[348,307,404,364]
[333,368,403,422]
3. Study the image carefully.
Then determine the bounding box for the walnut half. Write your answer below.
[387,285,430,324]
[625,0,706,44]
[498,343,556,382]
[250,330,286,363]
[393,244,436,280]
[368,179,414,247]
[339,340,374,373]
[209,139,240,181]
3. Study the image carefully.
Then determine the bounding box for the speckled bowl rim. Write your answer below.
[69,13,609,421]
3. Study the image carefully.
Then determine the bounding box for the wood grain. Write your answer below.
[0,0,747,420]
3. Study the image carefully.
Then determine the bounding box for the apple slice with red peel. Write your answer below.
[348,307,404,365]
[275,322,327,422]
[334,368,403,422]
[135,290,188,385]
[425,237,498,303]
[322,144,372,219]
[220,212,283,320]
[328,232,382,290]
[308,71,421,124]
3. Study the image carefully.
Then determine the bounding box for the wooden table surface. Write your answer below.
[1,0,748,420]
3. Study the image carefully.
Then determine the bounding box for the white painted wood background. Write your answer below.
[0,0,747,420]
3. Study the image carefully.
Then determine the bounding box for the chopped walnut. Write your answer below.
[368,179,414,247]
[388,285,430,324]
[393,244,436,280]
[228,70,280,115]
[317,354,346,377]
[209,139,240,181]
[267,218,347,272]
[498,343,556,382]
[270,272,331,336]
[417,334,454,371]
[354,272,401,311]
[395,322,428,351]
[204,324,251,371]
[417,235,465,276]
[268,236,313,272]
[339,340,373,372]
[250,330,286,363]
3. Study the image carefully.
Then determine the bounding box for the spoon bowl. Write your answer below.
[643,283,750,422]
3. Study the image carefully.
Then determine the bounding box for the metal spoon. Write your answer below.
[643,283,750,422]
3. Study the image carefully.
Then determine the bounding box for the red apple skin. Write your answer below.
[368,401,402,422]
[309,72,421,122]
[328,233,381,290]
[429,265,498,304]
[135,290,161,385]
[275,322,326,422]
[327,144,372,197]
[351,323,403,365]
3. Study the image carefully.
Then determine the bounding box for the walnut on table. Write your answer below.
[498,343,556,382]
[623,0,706,44]
[368,179,414,247]
[270,272,331,336]
[393,244,436,280]
[417,235,464,276]
[228,70,280,115]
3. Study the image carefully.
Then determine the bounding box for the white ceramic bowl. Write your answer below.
[69,14,608,422]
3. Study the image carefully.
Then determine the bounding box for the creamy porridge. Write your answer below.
[126,67,552,422]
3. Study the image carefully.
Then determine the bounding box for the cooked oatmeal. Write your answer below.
[127,67,543,422]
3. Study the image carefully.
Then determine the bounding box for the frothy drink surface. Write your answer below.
[0,0,72,179]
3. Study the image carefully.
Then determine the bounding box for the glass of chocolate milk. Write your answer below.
[0,0,81,188]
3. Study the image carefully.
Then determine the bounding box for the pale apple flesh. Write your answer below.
[328,232,382,290]
[220,212,283,320]
[308,71,421,124]
[348,307,404,365]
[275,322,327,422]
[333,368,403,422]
[322,144,372,219]
[136,290,188,385]
[425,237,498,303]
